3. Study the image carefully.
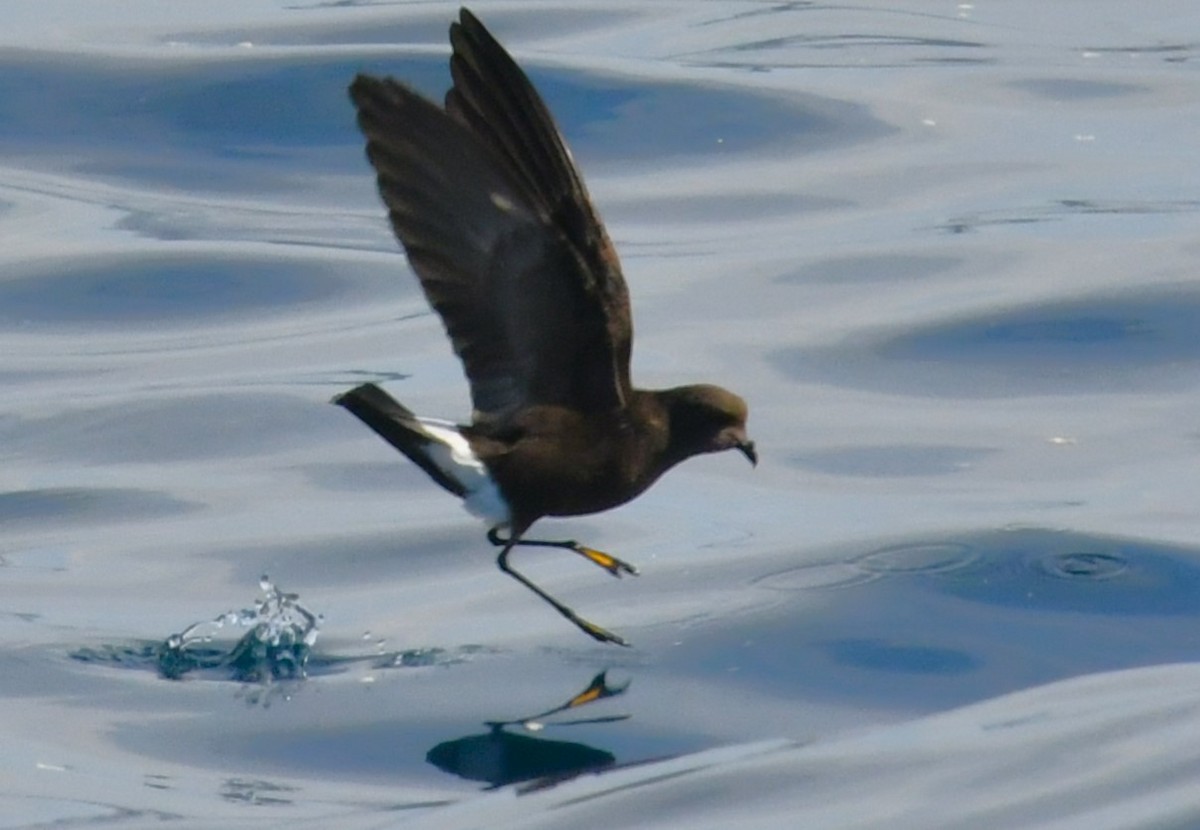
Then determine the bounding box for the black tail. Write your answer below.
[332,383,467,497]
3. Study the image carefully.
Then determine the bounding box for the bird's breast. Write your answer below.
[482,418,665,520]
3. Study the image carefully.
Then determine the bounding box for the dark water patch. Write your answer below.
[0,52,886,194]
[0,56,384,191]
[918,56,997,66]
[3,393,335,463]
[779,253,962,285]
[790,444,995,477]
[937,198,1200,234]
[927,528,1200,616]
[1009,78,1147,101]
[527,68,890,162]
[1081,42,1197,62]
[884,290,1200,376]
[676,527,1200,711]
[0,252,369,328]
[0,487,196,526]
[1057,198,1200,214]
[758,529,1200,615]
[771,286,1200,397]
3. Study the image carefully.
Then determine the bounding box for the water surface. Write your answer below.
[3,2,1200,827]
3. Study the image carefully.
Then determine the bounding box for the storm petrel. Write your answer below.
[335,8,755,645]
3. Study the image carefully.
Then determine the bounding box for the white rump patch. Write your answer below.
[417,417,510,526]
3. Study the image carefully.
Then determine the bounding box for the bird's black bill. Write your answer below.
[489,529,633,646]
[739,440,758,467]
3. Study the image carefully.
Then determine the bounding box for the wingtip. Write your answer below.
[458,7,482,29]
[347,73,386,106]
[452,7,493,52]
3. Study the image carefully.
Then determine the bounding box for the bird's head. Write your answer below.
[663,384,756,467]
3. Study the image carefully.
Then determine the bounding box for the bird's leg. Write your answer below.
[490,529,630,647]
[487,528,638,577]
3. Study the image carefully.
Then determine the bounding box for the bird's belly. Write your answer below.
[484,420,662,520]
[538,468,656,518]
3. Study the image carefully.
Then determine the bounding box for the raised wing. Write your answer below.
[349,10,632,423]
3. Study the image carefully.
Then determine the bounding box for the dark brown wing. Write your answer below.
[446,10,632,404]
[348,12,631,423]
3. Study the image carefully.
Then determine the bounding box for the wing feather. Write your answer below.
[350,46,628,421]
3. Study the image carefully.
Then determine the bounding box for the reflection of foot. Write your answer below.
[565,671,631,710]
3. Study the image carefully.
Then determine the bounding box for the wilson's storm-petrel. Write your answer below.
[335,8,755,645]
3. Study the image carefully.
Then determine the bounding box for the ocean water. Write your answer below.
[4,2,1200,827]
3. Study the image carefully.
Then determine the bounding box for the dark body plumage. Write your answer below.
[335,8,754,645]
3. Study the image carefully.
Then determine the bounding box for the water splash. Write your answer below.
[157,575,321,683]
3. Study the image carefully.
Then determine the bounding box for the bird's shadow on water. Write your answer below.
[427,670,630,789]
